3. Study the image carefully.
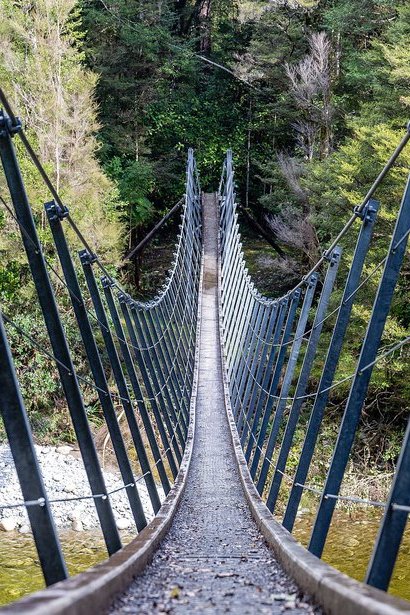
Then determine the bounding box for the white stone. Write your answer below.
[72,519,83,532]
[56,446,72,455]
[69,508,83,521]
[19,525,30,534]
[63,482,76,494]
[0,518,17,531]
[116,518,131,530]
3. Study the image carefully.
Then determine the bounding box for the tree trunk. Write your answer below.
[198,0,212,54]
[174,0,188,34]
[240,208,285,258]
[130,225,141,290]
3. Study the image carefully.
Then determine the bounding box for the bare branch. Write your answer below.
[285,31,335,158]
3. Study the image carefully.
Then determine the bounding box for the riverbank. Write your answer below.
[0,444,163,533]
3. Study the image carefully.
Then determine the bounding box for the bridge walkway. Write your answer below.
[109,194,317,614]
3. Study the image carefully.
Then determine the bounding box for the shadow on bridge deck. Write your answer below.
[108,194,318,615]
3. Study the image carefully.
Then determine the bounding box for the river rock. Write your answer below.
[56,446,72,456]
[344,536,360,547]
[116,518,131,530]
[68,508,83,521]
[63,482,76,494]
[19,524,30,534]
[0,518,17,531]
[72,519,83,532]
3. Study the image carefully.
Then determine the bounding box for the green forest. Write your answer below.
[1,0,410,497]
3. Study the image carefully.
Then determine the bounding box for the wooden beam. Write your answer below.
[240,207,285,257]
[124,197,185,262]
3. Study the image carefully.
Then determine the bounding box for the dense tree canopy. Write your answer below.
[77,0,410,279]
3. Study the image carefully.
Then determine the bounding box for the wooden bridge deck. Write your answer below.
[108,194,317,614]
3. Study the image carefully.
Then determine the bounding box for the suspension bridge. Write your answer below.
[0,90,410,614]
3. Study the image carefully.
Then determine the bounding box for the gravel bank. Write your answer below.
[0,444,163,532]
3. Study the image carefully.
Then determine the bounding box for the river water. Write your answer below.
[293,510,410,602]
[0,513,408,606]
[0,531,120,606]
